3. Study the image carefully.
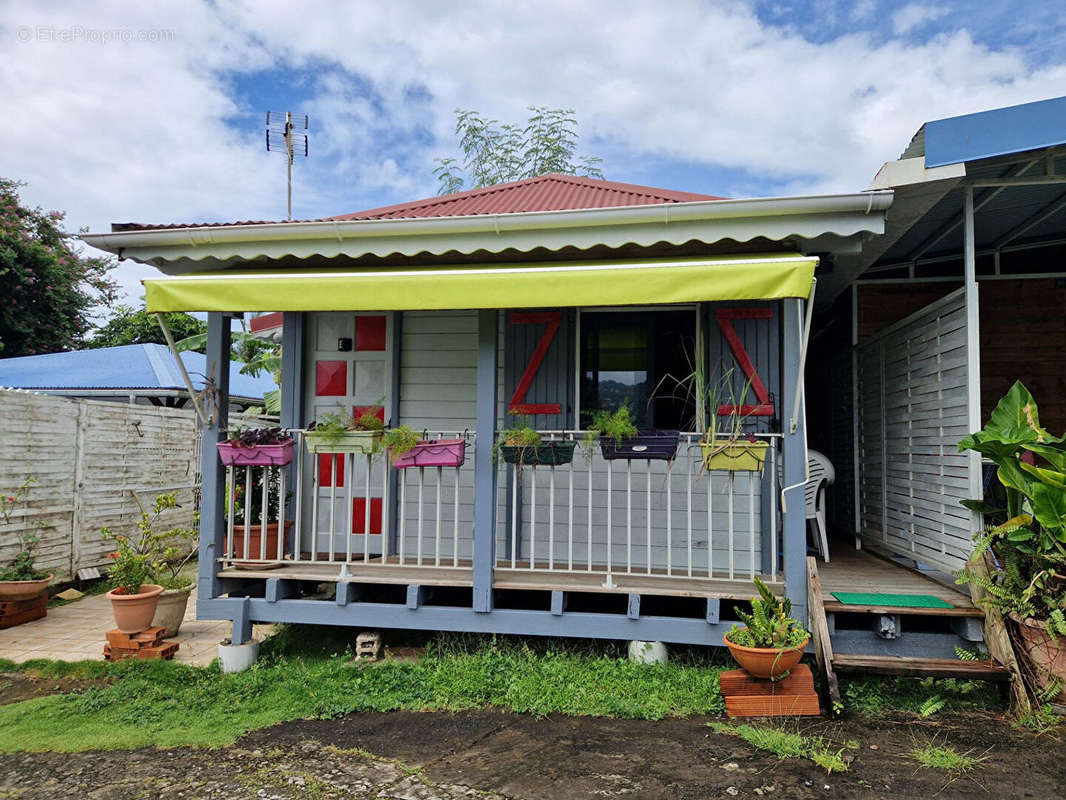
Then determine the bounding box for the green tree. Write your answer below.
[0,179,117,356]
[86,304,206,349]
[433,106,604,195]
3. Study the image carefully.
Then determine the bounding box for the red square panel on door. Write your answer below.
[315,361,347,396]
[352,497,383,534]
[353,405,385,423]
[318,453,344,487]
[355,315,387,351]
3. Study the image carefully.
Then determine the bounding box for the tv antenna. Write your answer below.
[266,111,309,220]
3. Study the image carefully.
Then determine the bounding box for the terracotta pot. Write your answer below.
[1010,613,1066,703]
[225,521,292,562]
[152,586,193,637]
[724,629,809,681]
[0,574,53,602]
[106,584,164,634]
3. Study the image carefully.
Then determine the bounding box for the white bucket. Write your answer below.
[627,640,668,664]
[218,638,259,673]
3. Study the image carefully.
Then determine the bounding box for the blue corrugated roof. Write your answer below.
[924,95,1066,168]
[0,344,275,400]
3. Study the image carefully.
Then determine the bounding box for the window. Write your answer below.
[580,309,698,430]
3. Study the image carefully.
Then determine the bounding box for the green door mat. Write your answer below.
[830,592,954,609]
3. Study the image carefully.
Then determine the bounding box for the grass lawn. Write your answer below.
[0,625,1008,753]
[0,628,729,752]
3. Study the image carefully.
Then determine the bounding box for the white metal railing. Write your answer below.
[221,429,474,570]
[220,428,781,585]
[495,431,781,584]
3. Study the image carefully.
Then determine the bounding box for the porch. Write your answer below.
[205,296,806,648]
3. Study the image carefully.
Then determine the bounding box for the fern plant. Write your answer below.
[728,576,809,649]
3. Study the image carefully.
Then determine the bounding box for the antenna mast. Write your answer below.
[266,111,309,220]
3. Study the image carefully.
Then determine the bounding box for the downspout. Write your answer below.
[780,277,817,513]
[154,312,209,427]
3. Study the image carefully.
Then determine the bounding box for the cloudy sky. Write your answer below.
[3,0,1065,302]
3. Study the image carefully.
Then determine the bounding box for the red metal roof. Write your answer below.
[111,174,723,231]
[327,174,724,220]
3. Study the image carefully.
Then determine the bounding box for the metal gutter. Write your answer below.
[81,191,893,267]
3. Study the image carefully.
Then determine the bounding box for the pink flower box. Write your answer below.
[217,439,294,467]
[390,439,466,469]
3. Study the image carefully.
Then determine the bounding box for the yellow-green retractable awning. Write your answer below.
[144,254,817,312]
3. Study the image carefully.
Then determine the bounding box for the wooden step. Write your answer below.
[832,654,1010,681]
[720,664,821,717]
[824,600,984,618]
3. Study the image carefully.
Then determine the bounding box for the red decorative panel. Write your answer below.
[352,497,383,534]
[352,405,385,423]
[315,360,347,396]
[355,315,387,351]
[715,308,775,417]
[318,453,344,487]
[508,311,562,415]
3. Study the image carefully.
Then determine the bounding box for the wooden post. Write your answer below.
[807,556,840,712]
[69,402,89,576]
[473,310,498,613]
[969,552,1030,713]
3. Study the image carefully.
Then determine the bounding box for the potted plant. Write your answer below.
[217,427,294,467]
[306,410,385,455]
[724,576,810,680]
[122,493,199,637]
[585,404,680,461]
[384,425,466,469]
[956,382,1066,702]
[0,478,53,603]
[495,424,576,467]
[700,375,768,473]
[227,468,291,563]
[102,526,163,634]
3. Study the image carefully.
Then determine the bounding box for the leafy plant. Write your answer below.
[582,404,639,452]
[0,178,117,357]
[701,369,759,452]
[492,423,542,464]
[433,106,604,194]
[226,427,293,447]
[382,425,423,459]
[0,478,49,582]
[955,382,1066,638]
[102,493,195,594]
[728,576,809,649]
[231,469,287,527]
[307,409,385,447]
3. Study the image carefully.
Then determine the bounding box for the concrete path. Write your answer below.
[0,589,271,665]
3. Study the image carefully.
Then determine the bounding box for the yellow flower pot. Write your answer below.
[700,440,769,473]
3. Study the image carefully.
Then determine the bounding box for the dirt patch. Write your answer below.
[0,672,107,706]
[0,709,1062,799]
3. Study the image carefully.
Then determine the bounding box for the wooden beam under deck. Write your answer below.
[217,560,778,600]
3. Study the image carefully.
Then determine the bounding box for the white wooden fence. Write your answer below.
[0,390,201,580]
[856,289,974,571]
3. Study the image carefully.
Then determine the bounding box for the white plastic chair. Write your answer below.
[806,449,835,562]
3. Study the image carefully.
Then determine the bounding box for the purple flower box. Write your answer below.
[390,439,467,469]
[217,439,294,467]
[599,430,680,461]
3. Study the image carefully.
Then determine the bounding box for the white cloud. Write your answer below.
[2,1,1064,303]
[892,4,951,36]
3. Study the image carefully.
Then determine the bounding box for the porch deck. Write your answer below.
[218,559,780,600]
[818,546,978,616]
